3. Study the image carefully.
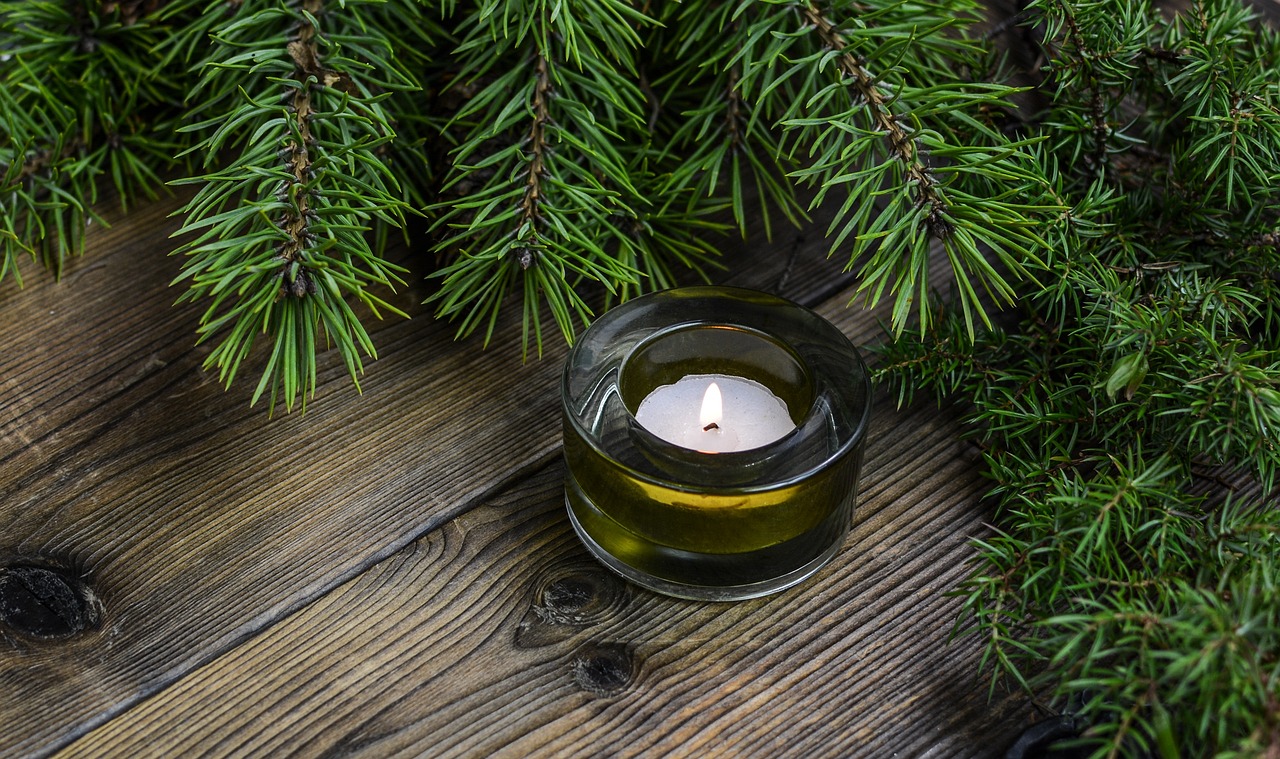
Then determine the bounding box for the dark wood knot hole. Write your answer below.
[570,642,635,696]
[543,576,595,614]
[0,564,101,638]
[532,565,628,626]
[516,563,632,649]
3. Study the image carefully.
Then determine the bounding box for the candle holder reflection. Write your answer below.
[561,286,871,601]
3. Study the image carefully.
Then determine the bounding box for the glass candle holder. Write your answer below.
[561,286,872,601]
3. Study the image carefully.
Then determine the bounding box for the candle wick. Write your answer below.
[703,422,720,431]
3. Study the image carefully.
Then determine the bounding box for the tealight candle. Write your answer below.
[561,286,871,601]
[634,376,796,453]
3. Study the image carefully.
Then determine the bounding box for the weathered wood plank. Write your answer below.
[54,272,1040,758]
[0,193,858,756]
[55,392,1032,758]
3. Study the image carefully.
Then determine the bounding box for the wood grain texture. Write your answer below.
[0,193,859,756]
[54,273,1042,759]
[56,417,1033,758]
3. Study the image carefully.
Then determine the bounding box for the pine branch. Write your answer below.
[799,1,950,232]
[648,2,806,239]
[172,0,420,411]
[0,89,94,283]
[0,0,194,281]
[427,0,663,354]
[739,0,1061,337]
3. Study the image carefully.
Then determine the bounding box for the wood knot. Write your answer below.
[542,575,595,615]
[514,562,630,648]
[532,564,628,625]
[0,564,101,638]
[570,642,634,696]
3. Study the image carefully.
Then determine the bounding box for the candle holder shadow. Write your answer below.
[562,286,872,601]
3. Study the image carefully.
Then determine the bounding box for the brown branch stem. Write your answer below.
[515,52,553,270]
[276,0,325,298]
[800,1,950,237]
[101,0,166,25]
[725,64,744,152]
[1053,0,1110,172]
[7,138,83,186]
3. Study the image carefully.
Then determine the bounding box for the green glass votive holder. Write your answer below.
[561,286,872,601]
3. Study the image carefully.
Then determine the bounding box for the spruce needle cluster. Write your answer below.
[2,0,1053,408]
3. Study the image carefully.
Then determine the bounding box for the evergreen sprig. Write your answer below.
[875,0,1280,753]
[170,0,426,410]
[0,0,189,280]
[426,0,736,352]
[647,0,1063,336]
[427,0,647,350]
[761,0,1057,336]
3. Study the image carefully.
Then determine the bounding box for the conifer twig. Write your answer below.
[800,1,951,239]
[515,53,552,270]
[276,0,324,298]
[1047,0,1110,172]
[171,0,417,410]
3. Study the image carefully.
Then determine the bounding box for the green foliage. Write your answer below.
[169,0,426,410]
[426,0,661,352]
[5,0,1280,745]
[3,0,1056,408]
[0,0,191,280]
[875,0,1280,753]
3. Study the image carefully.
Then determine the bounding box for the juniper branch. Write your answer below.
[875,2,1280,752]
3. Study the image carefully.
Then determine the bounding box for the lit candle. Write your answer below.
[633,374,796,453]
[563,286,871,599]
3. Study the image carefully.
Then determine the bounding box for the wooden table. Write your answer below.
[0,193,1041,757]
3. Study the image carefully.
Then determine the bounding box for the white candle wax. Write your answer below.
[634,374,796,453]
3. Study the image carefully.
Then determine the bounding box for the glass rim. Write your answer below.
[561,285,873,495]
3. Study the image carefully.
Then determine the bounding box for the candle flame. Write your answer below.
[700,382,723,430]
